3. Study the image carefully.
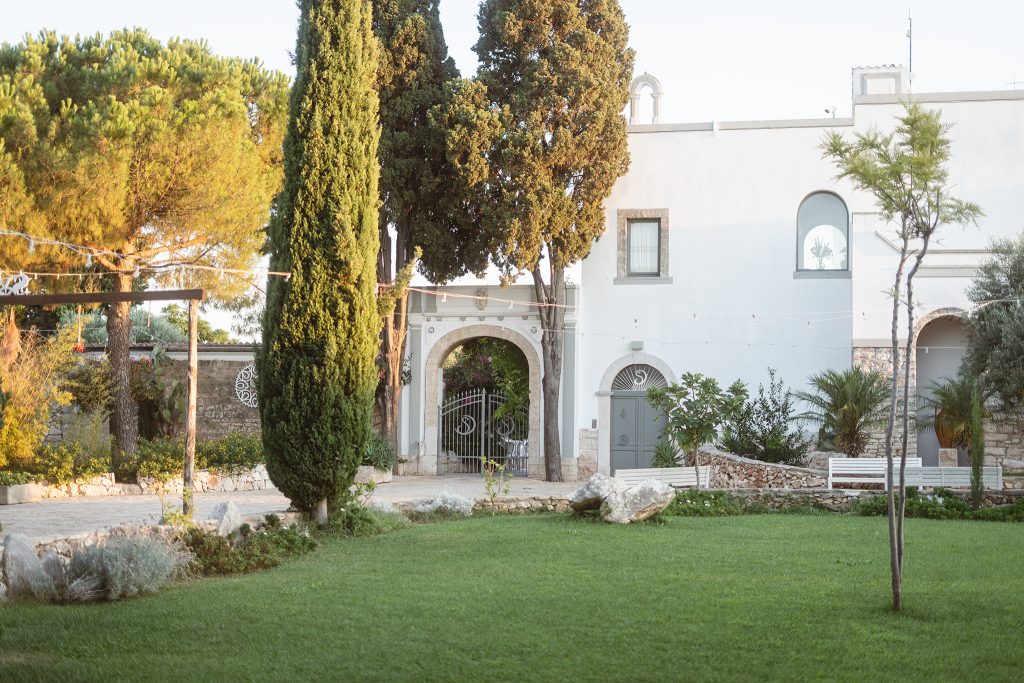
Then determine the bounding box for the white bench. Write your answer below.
[615,466,711,489]
[903,466,1003,490]
[828,457,923,489]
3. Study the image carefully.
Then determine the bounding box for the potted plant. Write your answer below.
[355,434,396,484]
[920,376,981,463]
[0,470,41,505]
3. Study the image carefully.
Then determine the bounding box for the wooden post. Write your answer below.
[183,298,199,517]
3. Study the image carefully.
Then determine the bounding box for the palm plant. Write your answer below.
[794,368,889,456]
[920,375,990,453]
[919,376,975,450]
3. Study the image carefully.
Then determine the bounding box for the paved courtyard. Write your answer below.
[0,475,580,544]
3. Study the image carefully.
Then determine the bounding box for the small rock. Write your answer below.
[569,473,626,512]
[2,534,54,599]
[208,501,242,536]
[600,480,675,524]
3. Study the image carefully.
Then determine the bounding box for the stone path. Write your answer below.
[0,475,580,544]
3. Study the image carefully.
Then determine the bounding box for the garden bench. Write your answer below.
[827,457,923,489]
[615,466,711,489]
[903,466,1003,490]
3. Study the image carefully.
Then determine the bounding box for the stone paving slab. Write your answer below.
[0,476,580,544]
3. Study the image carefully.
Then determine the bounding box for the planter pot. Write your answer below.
[394,462,410,477]
[355,466,393,485]
[0,483,42,505]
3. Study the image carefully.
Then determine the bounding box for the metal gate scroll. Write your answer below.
[438,388,528,475]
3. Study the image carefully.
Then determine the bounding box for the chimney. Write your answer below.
[852,65,908,97]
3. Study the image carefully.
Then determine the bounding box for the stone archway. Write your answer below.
[595,353,675,475]
[914,308,969,466]
[423,325,543,478]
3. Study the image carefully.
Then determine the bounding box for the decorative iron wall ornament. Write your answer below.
[611,364,668,391]
[235,364,259,408]
[0,274,31,296]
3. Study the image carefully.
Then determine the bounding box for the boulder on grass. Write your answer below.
[600,480,675,524]
[208,501,242,536]
[40,549,69,593]
[569,473,627,512]
[2,533,54,599]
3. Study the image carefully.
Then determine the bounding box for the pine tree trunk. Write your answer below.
[107,271,138,470]
[533,265,565,482]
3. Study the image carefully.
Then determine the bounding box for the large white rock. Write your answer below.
[2,533,54,599]
[600,480,675,524]
[569,473,627,512]
[41,549,68,592]
[208,501,242,536]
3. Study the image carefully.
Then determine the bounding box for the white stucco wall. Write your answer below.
[578,88,1024,473]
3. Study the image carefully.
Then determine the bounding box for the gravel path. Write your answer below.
[0,476,579,544]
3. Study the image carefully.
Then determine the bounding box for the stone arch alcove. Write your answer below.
[629,72,664,125]
[914,308,969,466]
[422,324,543,478]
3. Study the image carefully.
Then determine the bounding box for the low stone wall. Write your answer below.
[17,465,274,499]
[473,496,574,515]
[695,447,828,489]
[132,464,274,496]
[39,474,121,499]
[726,487,1024,511]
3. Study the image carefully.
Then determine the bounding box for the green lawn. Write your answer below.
[2,514,1023,682]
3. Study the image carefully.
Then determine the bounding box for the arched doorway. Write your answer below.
[610,363,669,474]
[438,338,529,474]
[423,325,542,478]
[916,313,969,466]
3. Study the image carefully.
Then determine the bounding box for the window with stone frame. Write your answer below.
[616,209,671,284]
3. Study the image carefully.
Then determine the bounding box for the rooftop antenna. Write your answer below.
[906,10,914,91]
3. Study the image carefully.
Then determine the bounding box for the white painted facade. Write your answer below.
[399,66,1024,479]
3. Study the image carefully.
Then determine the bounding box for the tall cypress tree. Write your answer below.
[258,0,381,522]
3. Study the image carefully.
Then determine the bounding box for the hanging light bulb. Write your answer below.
[28,239,35,254]
[85,253,92,268]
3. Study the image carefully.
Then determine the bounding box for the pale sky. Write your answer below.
[2,1,1023,123]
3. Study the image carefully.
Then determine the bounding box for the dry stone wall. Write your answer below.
[22,466,273,499]
[695,447,827,489]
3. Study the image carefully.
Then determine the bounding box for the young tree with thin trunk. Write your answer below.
[823,103,981,611]
[372,0,490,447]
[0,31,288,468]
[258,0,382,524]
[436,0,634,481]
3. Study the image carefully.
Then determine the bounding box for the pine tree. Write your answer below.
[437,0,634,480]
[372,0,491,446]
[258,0,382,522]
[0,31,288,468]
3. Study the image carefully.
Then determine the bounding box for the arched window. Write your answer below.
[797,192,849,271]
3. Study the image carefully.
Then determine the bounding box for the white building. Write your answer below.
[397,66,1024,480]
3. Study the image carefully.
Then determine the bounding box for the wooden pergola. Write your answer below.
[0,288,206,516]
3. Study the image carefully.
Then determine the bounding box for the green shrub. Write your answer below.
[31,442,112,485]
[197,432,264,472]
[855,487,1024,522]
[67,536,188,601]
[321,504,411,537]
[363,433,397,471]
[0,470,33,486]
[134,438,185,483]
[663,490,747,517]
[720,368,810,465]
[63,409,113,465]
[651,441,680,468]
[183,523,317,576]
[65,361,113,415]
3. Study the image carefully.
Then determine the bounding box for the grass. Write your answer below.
[2,514,1023,682]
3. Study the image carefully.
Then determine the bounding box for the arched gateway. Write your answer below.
[422,324,543,478]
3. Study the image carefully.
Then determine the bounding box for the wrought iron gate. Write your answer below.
[438,388,528,475]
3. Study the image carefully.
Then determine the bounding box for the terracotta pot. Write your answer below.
[934,411,957,449]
